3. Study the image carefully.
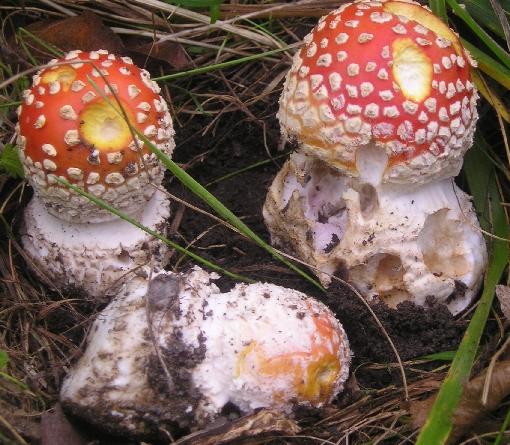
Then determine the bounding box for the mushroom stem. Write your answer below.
[264,153,487,314]
[22,189,171,300]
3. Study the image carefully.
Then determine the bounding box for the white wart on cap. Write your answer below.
[279,0,478,184]
[16,49,175,223]
[60,267,351,436]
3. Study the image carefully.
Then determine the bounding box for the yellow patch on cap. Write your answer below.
[299,354,341,404]
[384,1,462,54]
[41,66,77,92]
[392,38,433,102]
[80,99,133,151]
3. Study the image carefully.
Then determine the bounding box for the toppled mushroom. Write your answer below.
[60,267,351,438]
[21,189,170,300]
[16,49,175,223]
[17,49,174,298]
[264,0,487,314]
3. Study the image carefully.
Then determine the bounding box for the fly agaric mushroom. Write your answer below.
[278,0,478,185]
[21,189,170,300]
[60,267,351,437]
[16,49,175,223]
[16,49,174,298]
[264,0,487,314]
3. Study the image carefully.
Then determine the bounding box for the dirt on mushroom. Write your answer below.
[169,110,467,366]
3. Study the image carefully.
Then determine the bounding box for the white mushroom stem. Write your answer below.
[263,152,487,315]
[60,267,351,437]
[21,189,171,300]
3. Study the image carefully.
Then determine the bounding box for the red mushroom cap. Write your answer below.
[16,49,175,222]
[278,0,478,184]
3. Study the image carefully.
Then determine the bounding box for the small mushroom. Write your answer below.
[60,267,351,437]
[16,49,175,223]
[17,50,174,298]
[21,189,171,300]
[264,0,487,314]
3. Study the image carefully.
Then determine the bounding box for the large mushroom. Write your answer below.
[60,267,351,437]
[263,0,487,314]
[17,49,174,298]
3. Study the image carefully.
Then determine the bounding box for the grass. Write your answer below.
[416,135,510,444]
[0,0,509,444]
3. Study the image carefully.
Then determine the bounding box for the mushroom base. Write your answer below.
[60,267,351,437]
[263,153,487,315]
[21,189,171,300]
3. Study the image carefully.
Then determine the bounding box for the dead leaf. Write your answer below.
[130,40,190,70]
[496,284,510,320]
[0,401,41,443]
[174,410,301,445]
[411,360,510,444]
[41,403,88,445]
[20,11,124,61]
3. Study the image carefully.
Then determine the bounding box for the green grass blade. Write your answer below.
[153,46,291,82]
[0,351,7,369]
[163,0,222,7]
[415,134,509,444]
[0,144,24,179]
[446,0,510,70]
[463,40,510,90]
[17,27,64,58]
[493,405,510,445]
[429,0,448,22]
[55,178,254,283]
[418,351,456,361]
[205,153,288,187]
[135,131,324,291]
[85,72,323,290]
[462,0,507,39]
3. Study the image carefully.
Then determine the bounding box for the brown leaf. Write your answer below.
[496,284,510,320]
[174,410,301,445]
[410,360,510,444]
[21,11,124,61]
[130,41,190,70]
[41,403,88,445]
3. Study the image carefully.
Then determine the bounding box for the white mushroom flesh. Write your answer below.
[263,152,487,315]
[60,267,351,436]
